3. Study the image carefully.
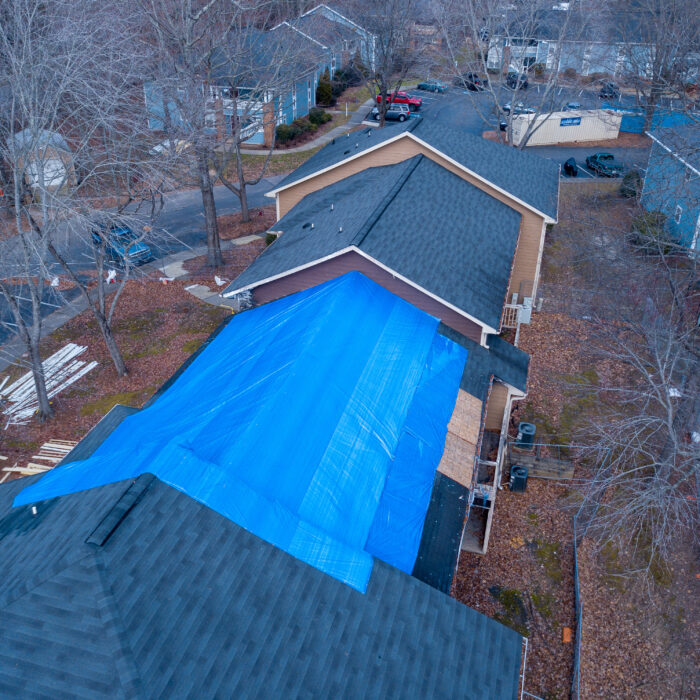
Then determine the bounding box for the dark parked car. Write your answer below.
[454,72,489,91]
[371,103,410,122]
[599,81,620,99]
[586,152,624,177]
[502,102,535,115]
[506,71,528,89]
[417,80,447,93]
[91,224,153,266]
[563,158,579,176]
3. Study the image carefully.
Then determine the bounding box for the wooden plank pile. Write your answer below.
[0,439,78,479]
[0,344,98,428]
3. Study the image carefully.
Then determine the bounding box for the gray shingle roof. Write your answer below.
[273,119,560,220]
[439,324,530,400]
[228,155,521,330]
[0,408,522,699]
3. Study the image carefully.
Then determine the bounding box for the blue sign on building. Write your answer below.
[560,117,581,127]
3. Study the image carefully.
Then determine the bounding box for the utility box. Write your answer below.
[515,422,536,449]
[509,465,528,492]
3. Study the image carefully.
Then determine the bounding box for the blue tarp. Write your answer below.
[15,272,467,592]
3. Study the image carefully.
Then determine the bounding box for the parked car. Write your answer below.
[585,152,624,177]
[453,72,489,91]
[506,72,528,89]
[502,102,535,115]
[599,81,620,99]
[375,91,422,110]
[563,158,579,176]
[91,223,153,266]
[417,80,447,93]
[562,101,581,111]
[371,103,410,122]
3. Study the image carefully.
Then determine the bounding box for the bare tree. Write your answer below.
[342,0,427,127]
[1,0,169,406]
[543,164,699,574]
[434,0,595,147]
[211,19,324,222]
[608,0,700,128]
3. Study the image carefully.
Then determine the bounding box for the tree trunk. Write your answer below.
[27,334,53,422]
[197,150,222,267]
[235,141,251,222]
[96,313,128,376]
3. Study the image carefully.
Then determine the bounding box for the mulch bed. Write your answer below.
[217,206,276,240]
[182,238,266,286]
[482,130,651,149]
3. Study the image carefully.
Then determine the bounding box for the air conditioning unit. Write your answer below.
[509,465,528,492]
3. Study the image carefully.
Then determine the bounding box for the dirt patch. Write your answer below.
[181,238,266,285]
[0,280,229,474]
[217,206,276,240]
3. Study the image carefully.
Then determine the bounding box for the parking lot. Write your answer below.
[371,80,651,179]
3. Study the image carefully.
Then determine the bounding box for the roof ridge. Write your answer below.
[351,155,423,247]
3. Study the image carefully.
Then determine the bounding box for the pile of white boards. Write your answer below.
[0,343,98,428]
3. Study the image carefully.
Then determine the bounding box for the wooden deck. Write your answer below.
[506,445,575,480]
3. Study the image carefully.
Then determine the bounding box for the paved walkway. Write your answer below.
[239,98,374,155]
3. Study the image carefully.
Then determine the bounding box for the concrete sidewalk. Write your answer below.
[240,98,374,155]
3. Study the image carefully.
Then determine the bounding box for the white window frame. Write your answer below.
[674,204,683,224]
[292,85,297,119]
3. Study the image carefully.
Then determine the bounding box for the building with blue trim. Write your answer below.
[642,125,700,252]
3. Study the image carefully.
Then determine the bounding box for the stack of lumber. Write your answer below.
[0,439,78,478]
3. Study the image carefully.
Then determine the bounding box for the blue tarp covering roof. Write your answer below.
[15,272,466,592]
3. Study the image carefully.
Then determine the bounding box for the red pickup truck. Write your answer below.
[375,91,422,110]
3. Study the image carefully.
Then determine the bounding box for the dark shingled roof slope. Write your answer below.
[273,119,560,220]
[229,155,522,329]
[439,324,530,401]
[0,408,522,699]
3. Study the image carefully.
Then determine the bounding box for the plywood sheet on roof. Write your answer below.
[438,390,482,487]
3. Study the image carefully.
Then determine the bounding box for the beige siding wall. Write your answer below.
[252,251,484,342]
[275,135,547,310]
[484,381,509,431]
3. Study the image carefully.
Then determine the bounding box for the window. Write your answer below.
[292,86,297,118]
[674,204,683,224]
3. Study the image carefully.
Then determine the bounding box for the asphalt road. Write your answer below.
[411,81,651,175]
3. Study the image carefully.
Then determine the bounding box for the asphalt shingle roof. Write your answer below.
[0,408,522,698]
[273,119,560,220]
[229,155,521,330]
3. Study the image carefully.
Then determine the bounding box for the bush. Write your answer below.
[531,62,545,76]
[275,123,299,144]
[627,210,674,254]
[562,67,577,80]
[265,232,278,246]
[316,67,334,105]
[308,107,332,125]
[620,169,642,198]
[335,63,363,87]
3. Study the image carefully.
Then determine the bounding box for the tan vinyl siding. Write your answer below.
[252,251,484,342]
[276,134,547,309]
[484,382,509,431]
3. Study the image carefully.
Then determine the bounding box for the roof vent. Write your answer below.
[31,506,37,516]
[302,222,312,229]
[343,150,350,155]
[330,203,334,211]
[339,226,343,232]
